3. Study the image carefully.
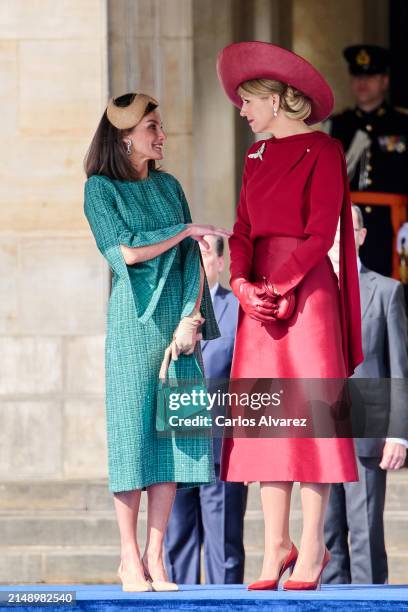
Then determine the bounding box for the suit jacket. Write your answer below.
[352,265,408,456]
[201,285,238,463]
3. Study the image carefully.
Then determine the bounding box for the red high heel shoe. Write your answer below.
[283,548,331,591]
[247,543,298,591]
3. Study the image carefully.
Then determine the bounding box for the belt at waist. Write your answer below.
[254,235,306,251]
[251,235,306,279]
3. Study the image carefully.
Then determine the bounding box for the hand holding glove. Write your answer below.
[173,311,204,355]
[159,262,206,380]
[159,311,204,381]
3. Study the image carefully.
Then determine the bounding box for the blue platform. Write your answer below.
[1,584,408,611]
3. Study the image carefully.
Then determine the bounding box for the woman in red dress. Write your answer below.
[217,42,363,590]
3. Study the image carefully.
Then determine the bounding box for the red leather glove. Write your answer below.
[262,278,296,320]
[230,277,278,322]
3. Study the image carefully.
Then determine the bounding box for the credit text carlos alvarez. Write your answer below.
[167,389,308,429]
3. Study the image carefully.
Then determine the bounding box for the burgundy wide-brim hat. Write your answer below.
[217,41,334,125]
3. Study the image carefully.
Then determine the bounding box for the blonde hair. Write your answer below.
[238,79,312,121]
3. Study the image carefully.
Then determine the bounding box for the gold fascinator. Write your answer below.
[106,93,159,129]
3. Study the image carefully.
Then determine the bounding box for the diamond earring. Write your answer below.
[273,106,278,117]
[126,139,132,155]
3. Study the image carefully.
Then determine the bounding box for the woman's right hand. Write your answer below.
[173,312,204,356]
[230,277,278,323]
[186,224,232,249]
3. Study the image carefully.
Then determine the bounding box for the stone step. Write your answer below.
[0,481,114,512]
[0,508,407,550]
[1,471,407,511]
[246,472,408,512]
[1,474,407,585]
[0,547,120,585]
[0,512,121,547]
[242,510,408,552]
[1,546,407,584]
[384,472,408,511]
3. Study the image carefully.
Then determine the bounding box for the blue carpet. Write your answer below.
[0,585,407,611]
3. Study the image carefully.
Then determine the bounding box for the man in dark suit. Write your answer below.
[164,235,247,584]
[326,45,408,277]
[324,205,408,584]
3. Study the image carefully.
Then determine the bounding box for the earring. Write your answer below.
[273,106,278,117]
[126,139,132,155]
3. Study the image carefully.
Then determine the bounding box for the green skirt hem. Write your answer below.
[108,475,216,494]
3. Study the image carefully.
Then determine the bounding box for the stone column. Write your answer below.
[108,0,193,198]
[192,0,236,229]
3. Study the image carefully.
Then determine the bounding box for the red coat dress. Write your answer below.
[220,131,363,483]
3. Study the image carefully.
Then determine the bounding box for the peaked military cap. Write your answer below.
[343,45,390,76]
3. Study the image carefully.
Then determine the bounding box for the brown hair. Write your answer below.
[238,79,312,121]
[84,93,159,180]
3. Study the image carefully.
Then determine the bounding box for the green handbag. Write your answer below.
[156,354,211,432]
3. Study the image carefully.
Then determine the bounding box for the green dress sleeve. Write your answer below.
[172,178,220,341]
[84,175,186,324]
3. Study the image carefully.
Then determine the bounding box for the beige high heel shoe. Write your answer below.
[118,561,152,592]
[142,559,179,592]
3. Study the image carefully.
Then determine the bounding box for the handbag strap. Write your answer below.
[159,352,203,385]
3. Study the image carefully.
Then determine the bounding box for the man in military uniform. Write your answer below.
[327,45,408,277]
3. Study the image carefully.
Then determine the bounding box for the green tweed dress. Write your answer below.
[84,170,219,493]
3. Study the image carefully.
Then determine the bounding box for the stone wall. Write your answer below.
[0,0,109,480]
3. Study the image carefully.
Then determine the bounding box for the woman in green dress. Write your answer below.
[83,93,230,592]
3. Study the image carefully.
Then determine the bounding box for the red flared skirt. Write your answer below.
[221,236,358,483]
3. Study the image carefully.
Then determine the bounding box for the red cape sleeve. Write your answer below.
[269,139,363,376]
[338,157,364,376]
